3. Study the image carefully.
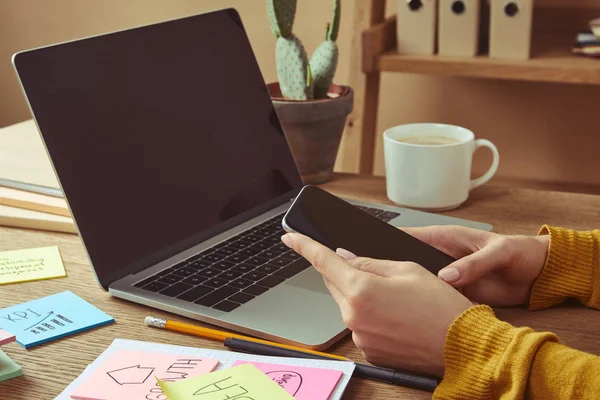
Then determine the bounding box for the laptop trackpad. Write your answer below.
[286,268,330,295]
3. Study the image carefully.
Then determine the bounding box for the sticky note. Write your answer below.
[232,361,343,400]
[0,329,15,346]
[0,349,22,382]
[0,291,114,348]
[70,349,219,400]
[0,246,66,285]
[158,363,294,400]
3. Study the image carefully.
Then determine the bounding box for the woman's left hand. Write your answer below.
[281,233,473,377]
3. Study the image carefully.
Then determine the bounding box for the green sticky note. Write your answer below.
[0,350,23,382]
[158,363,294,400]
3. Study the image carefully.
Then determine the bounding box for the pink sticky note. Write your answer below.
[70,349,219,400]
[233,361,343,400]
[0,329,15,346]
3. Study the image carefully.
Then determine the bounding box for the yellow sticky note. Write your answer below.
[158,363,294,400]
[0,246,66,285]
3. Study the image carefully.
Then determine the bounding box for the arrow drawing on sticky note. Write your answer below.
[24,311,54,331]
[107,365,156,385]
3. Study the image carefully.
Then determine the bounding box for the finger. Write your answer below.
[281,233,362,293]
[336,248,357,260]
[402,225,490,259]
[345,257,417,278]
[438,242,507,287]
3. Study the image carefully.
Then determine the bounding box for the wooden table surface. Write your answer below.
[1,173,600,399]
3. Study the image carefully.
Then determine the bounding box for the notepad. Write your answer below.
[232,360,343,400]
[159,363,294,400]
[0,349,23,382]
[0,246,66,286]
[70,349,219,400]
[55,339,355,400]
[0,329,16,346]
[0,291,114,348]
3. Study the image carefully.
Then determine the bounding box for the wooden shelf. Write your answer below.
[342,1,600,175]
[378,33,600,85]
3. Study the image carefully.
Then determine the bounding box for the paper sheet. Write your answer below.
[0,349,23,382]
[70,349,219,400]
[0,329,16,346]
[0,246,66,285]
[0,291,114,348]
[232,360,343,400]
[159,363,294,400]
[55,339,355,400]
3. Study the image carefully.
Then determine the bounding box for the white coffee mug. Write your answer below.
[383,123,499,210]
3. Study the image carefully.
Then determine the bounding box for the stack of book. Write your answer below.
[573,19,600,57]
[0,120,75,234]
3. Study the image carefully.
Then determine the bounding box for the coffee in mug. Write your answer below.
[394,136,463,146]
[383,123,499,210]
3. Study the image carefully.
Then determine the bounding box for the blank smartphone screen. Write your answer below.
[283,186,455,274]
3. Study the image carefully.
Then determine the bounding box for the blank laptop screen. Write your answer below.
[13,9,303,288]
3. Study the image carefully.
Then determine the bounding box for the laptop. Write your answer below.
[12,8,491,349]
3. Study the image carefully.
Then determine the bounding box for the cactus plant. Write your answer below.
[268,0,340,100]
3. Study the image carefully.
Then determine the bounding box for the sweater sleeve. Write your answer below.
[434,305,600,399]
[529,226,600,310]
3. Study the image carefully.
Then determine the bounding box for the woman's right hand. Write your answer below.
[403,225,550,306]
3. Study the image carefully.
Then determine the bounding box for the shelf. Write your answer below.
[378,34,600,86]
[361,7,600,86]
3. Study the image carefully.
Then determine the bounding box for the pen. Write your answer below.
[145,316,439,392]
[225,337,438,392]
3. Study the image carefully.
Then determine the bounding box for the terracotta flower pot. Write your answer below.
[267,83,354,185]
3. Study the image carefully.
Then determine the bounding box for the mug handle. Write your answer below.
[470,139,500,190]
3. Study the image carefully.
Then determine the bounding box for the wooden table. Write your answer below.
[1,173,600,399]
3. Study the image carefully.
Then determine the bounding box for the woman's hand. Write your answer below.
[403,226,550,307]
[281,233,473,377]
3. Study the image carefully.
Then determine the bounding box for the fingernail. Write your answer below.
[438,268,460,283]
[281,234,293,248]
[336,248,357,260]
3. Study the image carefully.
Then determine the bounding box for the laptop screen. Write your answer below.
[13,9,304,288]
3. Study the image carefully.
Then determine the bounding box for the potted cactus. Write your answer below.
[267,0,353,184]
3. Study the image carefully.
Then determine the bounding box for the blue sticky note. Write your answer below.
[0,291,114,348]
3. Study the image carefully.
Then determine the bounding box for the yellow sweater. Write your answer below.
[434,226,600,399]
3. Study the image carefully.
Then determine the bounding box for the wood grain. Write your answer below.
[362,16,397,74]
[338,0,386,175]
[2,174,600,399]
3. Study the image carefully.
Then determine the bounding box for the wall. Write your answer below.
[0,0,354,126]
[1,0,599,190]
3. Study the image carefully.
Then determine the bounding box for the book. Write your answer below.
[0,120,61,193]
[572,33,600,57]
[0,187,69,217]
[0,204,76,234]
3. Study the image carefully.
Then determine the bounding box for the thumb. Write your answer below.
[438,244,505,287]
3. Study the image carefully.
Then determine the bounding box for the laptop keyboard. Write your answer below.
[134,205,400,312]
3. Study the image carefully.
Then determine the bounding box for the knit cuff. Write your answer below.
[434,305,513,399]
[529,226,596,310]
[434,305,558,400]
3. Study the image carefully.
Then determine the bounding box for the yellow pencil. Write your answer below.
[144,316,346,361]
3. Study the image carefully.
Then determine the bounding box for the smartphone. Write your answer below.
[282,185,455,275]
